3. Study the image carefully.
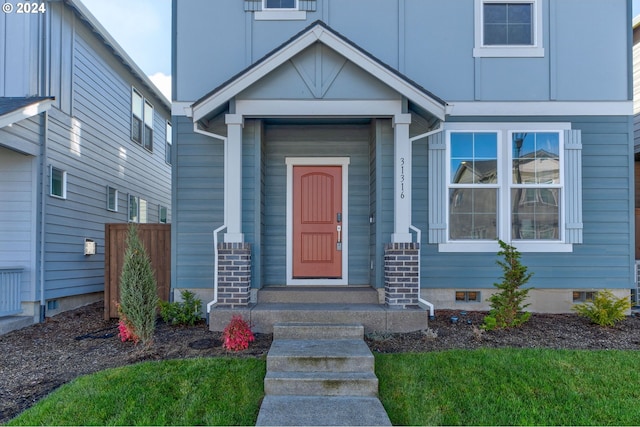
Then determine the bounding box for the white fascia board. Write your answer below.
[316,29,446,120]
[0,99,54,129]
[192,31,319,122]
[447,101,633,117]
[191,23,446,122]
[172,102,193,117]
[236,99,402,117]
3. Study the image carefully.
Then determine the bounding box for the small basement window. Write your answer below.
[456,291,481,302]
[573,291,596,303]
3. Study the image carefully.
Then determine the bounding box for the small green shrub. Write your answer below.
[572,289,630,327]
[483,240,533,331]
[119,224,158,347]
[159,290,203,326]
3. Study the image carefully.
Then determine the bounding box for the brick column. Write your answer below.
[217,243,251,308]
[384,242,420,308]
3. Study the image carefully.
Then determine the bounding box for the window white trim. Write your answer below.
[131,87,154,151]
[159,206,168,224]
[440,122,573,253]
[49,166,67,199]
[165,121,172,165]
[256,0,305,19]
[128,194,139,223]
[107,186,118,212]
[285,157,350,286]
[473,0,544,58]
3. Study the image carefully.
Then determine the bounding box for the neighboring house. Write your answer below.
[0,0,171,331]
[172,0,633,330]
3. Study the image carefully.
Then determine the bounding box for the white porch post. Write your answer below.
[392,113,413,243]
[224,114,244,243]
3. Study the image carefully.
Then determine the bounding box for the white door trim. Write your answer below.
[285,157,350,285]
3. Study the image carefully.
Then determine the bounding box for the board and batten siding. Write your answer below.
[261,123,372,286]
[413,116,633,292]
[172,117,224,291]
[175,0,629,105]
[39,20,171,300]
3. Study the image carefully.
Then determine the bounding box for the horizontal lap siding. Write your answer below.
[173,117,224,290]
[417,116,633,291]
[41,23,171,300]
[263,123,371,285]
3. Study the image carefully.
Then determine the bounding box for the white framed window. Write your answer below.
[50,166,67,199]
[165,122,172,165]
[256,0,306,20]
[128,194,139,222]
[473,0,544,58]
[107,186,118,211]
[264,0,297,9]
[428,122,582,253]
[131,87,154,151]
[159,206,168,224]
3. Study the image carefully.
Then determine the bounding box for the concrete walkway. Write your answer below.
[256,323,391,426]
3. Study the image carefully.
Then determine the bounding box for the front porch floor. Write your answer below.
[209,302,429,334]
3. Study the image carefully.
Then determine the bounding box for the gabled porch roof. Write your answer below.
[190,21,447,122]
[0,97,54,129]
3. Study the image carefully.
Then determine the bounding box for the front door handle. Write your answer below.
[337,225,342,243]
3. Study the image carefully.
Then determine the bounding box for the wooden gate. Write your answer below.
[104,224,171,319]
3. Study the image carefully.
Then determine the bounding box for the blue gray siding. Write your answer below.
[261,123,372,285]
[0,0,172,310]
[412,116,634,291]
[172,116,223,290]
[175,0,630,104]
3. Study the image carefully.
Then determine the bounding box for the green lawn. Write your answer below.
[376,349,640,426]
[8,349,640,426]
[7,358,266,426]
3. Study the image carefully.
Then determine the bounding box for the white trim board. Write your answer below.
[285,157,350,286]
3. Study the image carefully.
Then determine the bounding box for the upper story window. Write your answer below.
[131,87,154,152]
[264,0,297,9]
[246,0,313,20]
[474,0,544,58]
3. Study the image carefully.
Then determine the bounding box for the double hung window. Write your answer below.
[131,87,154,151]
[429,123,581,252]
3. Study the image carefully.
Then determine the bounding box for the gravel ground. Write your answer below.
[1,301,639,423]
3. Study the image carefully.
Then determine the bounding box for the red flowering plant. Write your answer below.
[117,303,139,344]
[222,315,255,351]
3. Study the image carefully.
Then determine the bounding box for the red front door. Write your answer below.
[293,165,342,278]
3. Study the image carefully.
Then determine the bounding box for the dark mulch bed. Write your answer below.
[1,301,639,423]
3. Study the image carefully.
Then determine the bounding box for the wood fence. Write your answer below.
[104,223,171,319]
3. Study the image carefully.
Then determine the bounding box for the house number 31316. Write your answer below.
[400,157,405,199]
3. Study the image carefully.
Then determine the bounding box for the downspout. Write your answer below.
[409,123,443,320]
[193,124,227,319]
[39,111,48,322]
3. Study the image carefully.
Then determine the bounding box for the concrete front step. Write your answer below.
[267,338,374,372]
[273,322,364,340]
[256,395,392,426]
[258,286,380,304]
[264,371,379,396]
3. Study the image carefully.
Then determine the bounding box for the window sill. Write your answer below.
[438,241,573,253]
[473,46,545,58]
[255,10,306,20]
